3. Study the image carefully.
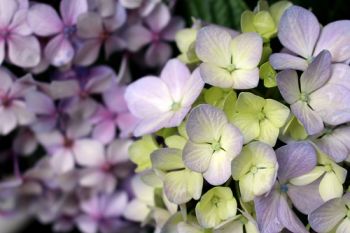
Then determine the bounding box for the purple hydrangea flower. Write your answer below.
[125,59,204,136]
[270,6,350,70]
[0,68,35,135]
[124,3,184,67]
[76,192,129,233]
[75,3,127,65]
[255,141,323,233]
[277,50,350,135]
[36,128,104,174]
[77,139,133,193]
[0,0,40,67]
[27,0,88,66]
[91,84,138,143]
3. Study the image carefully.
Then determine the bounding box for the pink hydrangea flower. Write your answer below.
[125,59,204,136]
[27,0,88,66]
[0,0,41,67]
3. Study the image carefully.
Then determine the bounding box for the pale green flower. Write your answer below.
[231,92,290,146]
[231,141,278,202]
[195,187,237,229]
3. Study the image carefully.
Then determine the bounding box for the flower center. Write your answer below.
[171,102,181,111]
[299,92,310,103]
[0,29,10,40]
[325,164,333,172]
[250,165,258,174]
[211,196,220,207]
[258,111,266,121]
[226,64,236,73]
[63,25,77,38]
[211,141,222,152]
[280,184,288,193]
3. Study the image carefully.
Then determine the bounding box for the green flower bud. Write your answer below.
[259,61,277,88]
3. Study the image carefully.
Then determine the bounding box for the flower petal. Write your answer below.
[125,77,172,119]
[73,139,105,167]
[8,35,41,68]
[195,25,232,67]
[308,197,347,232]
[27,4,63,36]
[287,180,324,214]
[300,50,331,93]
[186,104,227,143]
[291,101,324,135]
[199,63,233,88]
[45,35,74,67]
[231,68,259,90]
[319,172,343,201]
[314,20,350,62]
[276,141,317,182]
[60,0,88,25]
[276,70,300,104]
[145,3,170,32]
[0,0,18,28]
[203,150,233,185]
[270,53,308,71]
[278,6,320,58]
[183,141,212,173]
[231,32,263,69]
[160,59,191,102]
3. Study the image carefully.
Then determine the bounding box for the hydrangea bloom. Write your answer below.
[125,59,204,136]
[0,0,41,67]
[195,25,262,89]
[277,50,350,135]
[183,104,243,185]
[28,0,88,66]
[270,6,350,70]
[231,92,290,146]
[0,69,35,135]
[231,142,278,202]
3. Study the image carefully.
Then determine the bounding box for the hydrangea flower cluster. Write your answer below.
[124,1,350,233]
[0,0,183,232]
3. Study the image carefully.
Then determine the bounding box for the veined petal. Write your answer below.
[182,141,212,173]
[278,6,320,58]
[264,99,290,128]
[287,180,324,214]
[276,70,300,104]
[231,112,260,144]
[186,104,227,143]
[319,172,343,201]
[278,194,308,233]
[195,25,232,67]
[257,119,280,146]
[199,63,233,88]
[276,141,317,182]
[203,150,233,185]
[0,0,18,28]
[337,219,350,233]
[145,3,170,32]
[133,111,173,137]
[160,59,191,102]
[270,53,308,71]
[231,32,263,69]
[220,123,243,158]
[231,68,259,90]
[181,68,204,107]
[77,12,103,39]
[314,20,350,62]
[45,35,74,67]
[310,84,350,125]
[291,101,324,135]
[308,197,347,232]
[300,50,331,93]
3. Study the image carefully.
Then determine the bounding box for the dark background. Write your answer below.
[16,0,349,232]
